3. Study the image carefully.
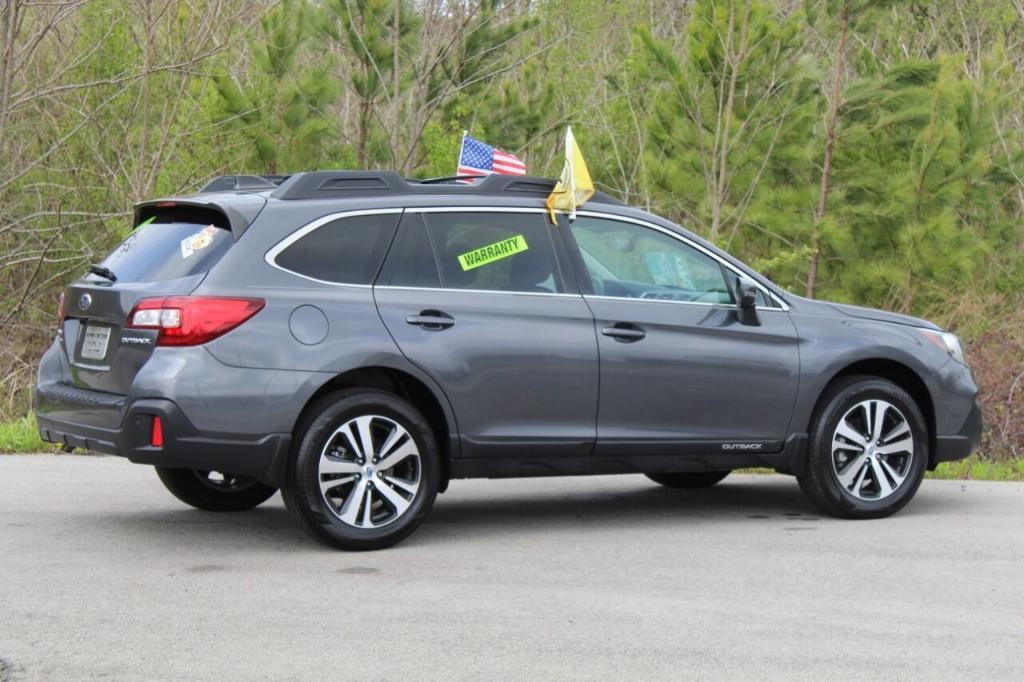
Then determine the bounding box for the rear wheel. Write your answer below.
[155,467,277,511]
[798,376,927,519]
[646,470,731,489]
[284,389,440,551]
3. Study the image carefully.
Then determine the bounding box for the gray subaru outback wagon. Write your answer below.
[35,171,982,550]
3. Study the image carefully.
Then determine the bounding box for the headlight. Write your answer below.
[920,329,966,365]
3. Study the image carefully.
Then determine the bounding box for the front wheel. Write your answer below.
[646,470,731,489]
[155,467,277,511]
[283,389,440,551]
[798,376,927,519]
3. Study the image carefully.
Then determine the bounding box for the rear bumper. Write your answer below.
[932,398,983,467]
[36,382,290,486]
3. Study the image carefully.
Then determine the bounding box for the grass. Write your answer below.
[1,414,1022,480]
[0,414,54,453]
[926,453,1024,481]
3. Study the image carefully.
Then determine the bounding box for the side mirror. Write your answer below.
[735,278,760,326]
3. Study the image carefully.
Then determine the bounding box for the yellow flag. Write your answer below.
[546,126,594,223]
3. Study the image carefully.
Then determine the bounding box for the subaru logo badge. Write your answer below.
[78,293,92,311]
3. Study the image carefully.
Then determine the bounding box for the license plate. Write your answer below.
[81,325,111,361]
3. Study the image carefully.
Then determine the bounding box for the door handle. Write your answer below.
[406,310,455,331]
[601,323,645,342]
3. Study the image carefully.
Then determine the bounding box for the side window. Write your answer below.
[381,214,441,288]
[570,217,733,304]
[423,212,564,293]
[274,212,400,284]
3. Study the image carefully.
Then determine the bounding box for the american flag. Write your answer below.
[457,134,526,179]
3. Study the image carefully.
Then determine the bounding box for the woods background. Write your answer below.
[1,0,1021,460]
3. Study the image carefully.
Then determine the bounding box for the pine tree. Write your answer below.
[637,0,808,244]
[214,0,341,173]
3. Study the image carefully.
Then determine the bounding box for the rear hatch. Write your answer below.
[61,203,243,395]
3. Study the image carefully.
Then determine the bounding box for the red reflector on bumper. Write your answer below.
[151,416,164,447]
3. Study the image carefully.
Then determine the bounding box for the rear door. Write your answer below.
[374,208,599,460]
[61,205,240,394]
[563,213,800,456]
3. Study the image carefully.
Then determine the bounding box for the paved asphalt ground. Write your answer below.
[1,455,1022,681]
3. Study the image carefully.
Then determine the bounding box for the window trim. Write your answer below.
[264,208,403,287]
[568,210,788,311]
[263,205,789,311]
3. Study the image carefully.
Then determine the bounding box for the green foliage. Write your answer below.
[214,0,342,173]
[0,414,51,453]
[2,0,1024,462]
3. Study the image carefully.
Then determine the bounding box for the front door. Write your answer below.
[564,214,800,457]
[374,209,599,460]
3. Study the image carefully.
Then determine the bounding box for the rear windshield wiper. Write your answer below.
[88,264,117,282]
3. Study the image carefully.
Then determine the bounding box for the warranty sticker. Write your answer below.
[180,225,218,258]
[457,234,529,271]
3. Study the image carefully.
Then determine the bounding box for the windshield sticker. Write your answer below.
[180,225,218,259]
[457,234,529,271]
[136,216,156,231]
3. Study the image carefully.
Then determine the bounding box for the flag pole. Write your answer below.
[567,126,577,222]
[456,130,468,176]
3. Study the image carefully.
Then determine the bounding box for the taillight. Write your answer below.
[126,296,264,346]
[57,292,65,328]
[151,416,164,447]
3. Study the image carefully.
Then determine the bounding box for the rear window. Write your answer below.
[98,208,232,283]
[273,213,400,284]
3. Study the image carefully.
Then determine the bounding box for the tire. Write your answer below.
[284,389,440,551]
[646,470,731,489]
[155,467,277,512]
[798,375,927,519]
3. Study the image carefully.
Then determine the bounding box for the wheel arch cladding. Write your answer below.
[291,366,455,488]
[809,358,936,465]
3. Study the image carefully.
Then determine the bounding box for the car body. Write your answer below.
[35,171,982,549]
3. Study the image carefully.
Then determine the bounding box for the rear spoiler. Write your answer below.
[133,194,267,240]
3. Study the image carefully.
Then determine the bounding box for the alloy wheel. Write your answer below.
[831,399,914,501]
[317,414,422,528]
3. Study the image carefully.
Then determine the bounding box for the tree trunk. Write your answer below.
[807,8,849,299]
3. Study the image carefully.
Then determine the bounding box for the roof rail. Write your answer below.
[199,174,291,193]
[269,170,623,205]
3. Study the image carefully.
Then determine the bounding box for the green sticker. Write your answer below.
[457,234,529,271]
[136,216,156,230]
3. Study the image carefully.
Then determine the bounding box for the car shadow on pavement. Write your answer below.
[417,477,825,543]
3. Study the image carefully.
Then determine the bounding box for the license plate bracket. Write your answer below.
[81,325,112,361]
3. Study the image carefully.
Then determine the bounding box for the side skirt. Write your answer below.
[449,433,808,480]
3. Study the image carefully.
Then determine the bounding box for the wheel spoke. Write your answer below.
[377,423,404,462]
[377,439,418,471]
[340,421,364,460]
[320,474,356,496]
[319,458,362,476]
[338,479,368,525]
[879,457,907,487]
[870,401,889,442]
[849,461,870,495]
[361,484,375,527]
[869,457,894,497]
[355,416,376,463]
[835,420,868,447]
[882,420,910,443]
[875,436,913,456]
[837,453,868,489]
[373,478,412,516]
[382,474,418,495]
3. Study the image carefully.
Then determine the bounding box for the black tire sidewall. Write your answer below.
[807,378,928,518]
[287,389,440,550]
[155,466,277,512]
